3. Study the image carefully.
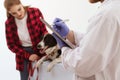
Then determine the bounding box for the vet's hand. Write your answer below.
[29,54,40,62]
[53,18,69,38]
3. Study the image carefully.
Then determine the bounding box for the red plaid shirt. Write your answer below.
[5,7,48,71]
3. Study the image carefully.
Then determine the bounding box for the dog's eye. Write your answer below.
[37,45,41,49]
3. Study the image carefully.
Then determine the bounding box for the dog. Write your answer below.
[35,33,61,72]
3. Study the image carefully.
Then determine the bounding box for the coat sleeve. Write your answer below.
[61,13,120,78]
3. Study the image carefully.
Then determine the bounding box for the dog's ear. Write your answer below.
[40,33,51,40]
[57,49,61,58]
[44,34,57,47]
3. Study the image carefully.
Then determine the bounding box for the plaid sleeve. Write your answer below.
[28,8,48,35]
[36,8,48,35]
[5,20,31,60]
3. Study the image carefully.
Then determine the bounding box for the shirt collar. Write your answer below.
[98,0,111,8]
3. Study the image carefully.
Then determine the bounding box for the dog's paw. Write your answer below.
[47,66,52,72]
[35,62,40,68]
[47,64,54,72]
[35,61,42,68]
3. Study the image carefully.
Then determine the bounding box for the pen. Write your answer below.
[51,19,69,26]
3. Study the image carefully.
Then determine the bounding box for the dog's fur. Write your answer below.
[35,33,61,72]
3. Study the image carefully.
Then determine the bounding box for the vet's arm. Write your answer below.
[66,30,76,45]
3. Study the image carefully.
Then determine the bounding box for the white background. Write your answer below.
[0,0,100,80]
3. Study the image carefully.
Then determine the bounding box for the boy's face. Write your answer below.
[89,0,104,3]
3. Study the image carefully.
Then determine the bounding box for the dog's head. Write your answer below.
[37,34,61,56]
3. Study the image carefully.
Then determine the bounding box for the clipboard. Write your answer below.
[40,18,75,49]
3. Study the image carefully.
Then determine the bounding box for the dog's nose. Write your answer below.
[37,45,41,49]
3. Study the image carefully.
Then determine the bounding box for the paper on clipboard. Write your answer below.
[40,18,75,49]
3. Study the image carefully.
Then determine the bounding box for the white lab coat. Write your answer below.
[61,0,120,80]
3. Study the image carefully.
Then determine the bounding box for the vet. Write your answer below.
[52,0,120,80]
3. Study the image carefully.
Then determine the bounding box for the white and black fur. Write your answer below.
[35,33,61,72]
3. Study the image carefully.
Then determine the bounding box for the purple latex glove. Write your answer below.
[52,33,69,48]
[53,18,69,38]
